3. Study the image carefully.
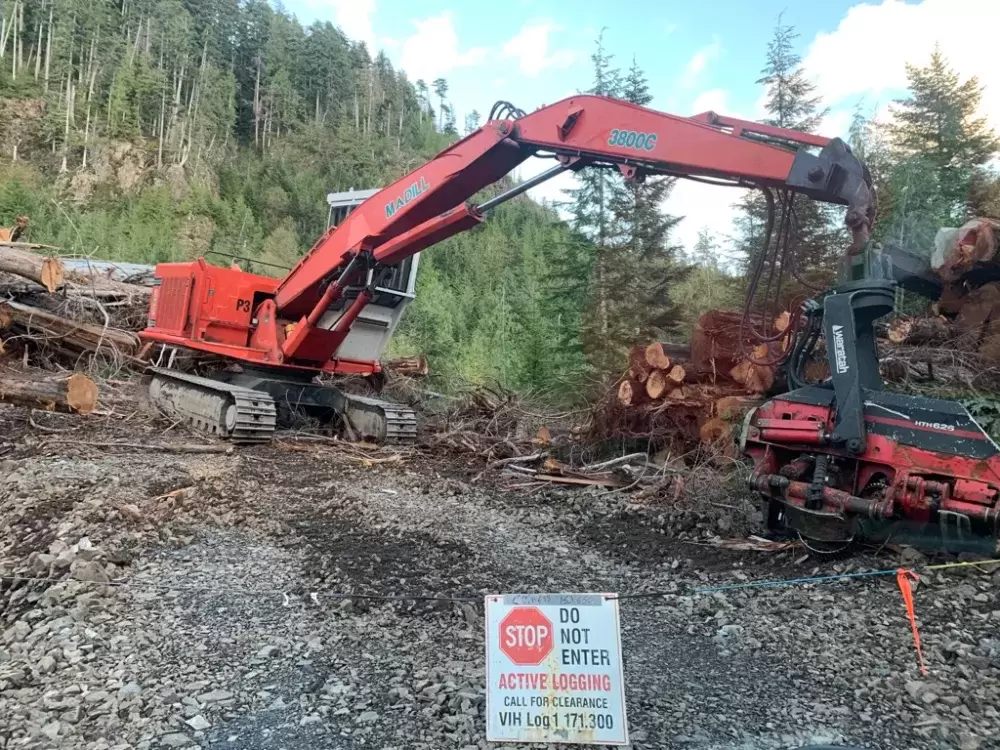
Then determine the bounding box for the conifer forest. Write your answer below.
[0,1,998,399]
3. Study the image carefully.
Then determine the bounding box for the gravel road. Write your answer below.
[2,407,999,750]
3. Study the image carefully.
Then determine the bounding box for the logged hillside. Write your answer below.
[0,0,598,393]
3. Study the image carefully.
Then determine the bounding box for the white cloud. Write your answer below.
[501,22,577,78]
[818,108,853,140]
[680,37,722,88]
[399,12,488,83]
[380,36,400,50]
[690,88,729,116]
[803,0,1000,128]
[667,180,747,259]
[316,0,376,51]
[664,23,678,36]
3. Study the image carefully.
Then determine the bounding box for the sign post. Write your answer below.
[485,594,628,745]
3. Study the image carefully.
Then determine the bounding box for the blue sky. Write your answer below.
[282,0,997,252]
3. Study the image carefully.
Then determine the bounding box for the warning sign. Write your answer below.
[485,593,628,745]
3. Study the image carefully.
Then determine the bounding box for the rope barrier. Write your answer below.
[4,558,995,604]
[7,558,999,677]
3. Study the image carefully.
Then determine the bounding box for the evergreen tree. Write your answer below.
[432,77,448,130]
[889,47,1000,211]
[562,30,623,370]
[464,109,480,135]
[756,18,826,132]
[606,57,687,346]
[690,229,721,268]
[733,17,836,297]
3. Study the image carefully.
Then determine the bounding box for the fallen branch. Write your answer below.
[534,473,624,488]
[44,441,233,454]
[580,452,648,473]
[490,452,547,468]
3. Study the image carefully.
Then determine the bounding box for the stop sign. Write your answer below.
[499,607,554,665]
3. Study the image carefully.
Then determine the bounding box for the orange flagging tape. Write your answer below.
[896,568,927,677]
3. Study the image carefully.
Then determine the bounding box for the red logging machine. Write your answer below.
[140,95,872,448]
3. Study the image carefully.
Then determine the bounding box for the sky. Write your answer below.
[282,0,1000,254]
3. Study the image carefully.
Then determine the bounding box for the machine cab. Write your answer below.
[319,188,421,363]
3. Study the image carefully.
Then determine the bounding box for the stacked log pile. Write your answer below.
[878,217,1000,393]
[592,311,793,456]
[0,241,153,413]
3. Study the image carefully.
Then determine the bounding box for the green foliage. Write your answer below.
[959,396,1000,443]
[391,199,588,396]
[756,18,826,132]
[668,265,745,340]
[890,47,1000,211]
[561,37,686,374]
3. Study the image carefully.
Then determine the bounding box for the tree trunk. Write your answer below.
[0,371,98,415]
[43,7,52,93]
[645,369,669,400]
[3,300,140,356]
[0,244,65,291]
[617,378,648,406]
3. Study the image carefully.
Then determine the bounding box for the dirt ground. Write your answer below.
[2,395,1000,750]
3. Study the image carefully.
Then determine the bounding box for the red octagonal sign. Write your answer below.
[499,606,554,665]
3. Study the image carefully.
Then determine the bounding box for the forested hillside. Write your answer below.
[0,0,601,393]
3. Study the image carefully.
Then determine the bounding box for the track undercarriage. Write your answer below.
[144,365,416,445]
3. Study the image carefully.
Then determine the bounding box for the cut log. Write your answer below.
[644,342,671,370]
[617,378,648,406]
[715,395,765,420]
[5,300,140,356]
[886,315,954,347]
[384,355,429,377]
[646,369,669,400]
[699,417,732,444]
[0,371,98,414]
[628,345,651,382]
[666,364,686,384]
[0,216,29,242]
[0,244,65,293]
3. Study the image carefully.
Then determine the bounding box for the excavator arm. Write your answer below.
[276,95,875,326]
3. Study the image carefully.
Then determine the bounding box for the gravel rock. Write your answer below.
[159,733,191,748]
[184,714,210,731]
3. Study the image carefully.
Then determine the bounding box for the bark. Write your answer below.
[0,244,64,292]
[628,345,651,382]
[43,7,52,93]
[715,395,765,420]
[617,378,648,406]
[645,369,669,400]
[0,371,98,415]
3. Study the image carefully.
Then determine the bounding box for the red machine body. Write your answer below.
[742,384,1000,544]
[140,96,874,378]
